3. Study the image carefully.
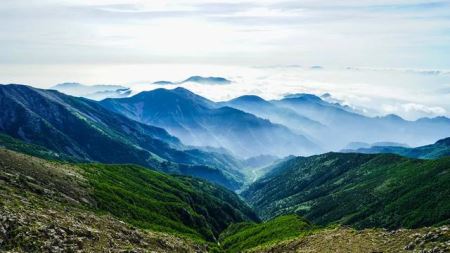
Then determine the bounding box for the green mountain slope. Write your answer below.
[219,214,313,253]
[345,137,450,159]
[0,84,244,189]
[0,148,258,247]
[0,133,79,162]
[81,163,258,241]
[242,152,450,229]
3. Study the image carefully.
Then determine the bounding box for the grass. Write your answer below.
[0,148,257,246]
[0,133,79,162]
[219,214,314,252]
[243,152,450,229]
[79,163,258,242]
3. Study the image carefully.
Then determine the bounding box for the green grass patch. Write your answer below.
[79,163,258,242]
[219,214,313,252]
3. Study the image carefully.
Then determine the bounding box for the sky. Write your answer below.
[1,0,450,119]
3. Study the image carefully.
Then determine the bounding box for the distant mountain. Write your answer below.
[242,152,450,228]
[268,93,450,150]
[152,80,175,85]
[152,76,231,86]
[224,93,450,150]
[342,141,409,151]
[344,137,450,159]
[181,76,231,85]
[52,82,131,100]
[223,95,325,138]
[0,84,244,189]
[101,87,320,158]
[241,154,279,169]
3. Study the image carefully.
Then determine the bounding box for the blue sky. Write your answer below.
[0,0,449,119]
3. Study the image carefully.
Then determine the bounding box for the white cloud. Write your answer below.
[1,0,449,67]
[382,103,447,119]
[347,67,450,76]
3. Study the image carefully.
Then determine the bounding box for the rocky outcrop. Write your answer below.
[252,227,450,253]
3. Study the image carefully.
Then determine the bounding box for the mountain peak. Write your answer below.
[229,95,268,103]
[152,80,174,85]
[435,137,450,146]
[382,114,404,121]
[129,87,215,109]
[181,76,231,85]
[173,86,194,93]
[52,82,83,89]
[283,93,322,101]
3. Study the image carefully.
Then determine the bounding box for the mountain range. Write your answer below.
[153,75,232,85]
[0,83,449,252]
[101,87,319,158]
[52,82,131,100]
[2,141,449,252]
[224,93,450,151]
[47,83,450,155]
[342,137,450,159]
[0,84,245,189]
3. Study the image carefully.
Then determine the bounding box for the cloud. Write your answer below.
[346,67,450,76]
[382,103,447,119]
[2,0,450,67]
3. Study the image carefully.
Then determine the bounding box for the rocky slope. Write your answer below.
[250,226,450,253]
[0,148,257,251]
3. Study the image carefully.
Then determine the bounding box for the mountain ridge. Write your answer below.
[343,137,450,159]
[242,152,450,229]
[223,91,450,150]
[101,87,320,158]
[0,84,244,189]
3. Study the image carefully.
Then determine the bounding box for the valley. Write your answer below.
[3,1,450,251]
[0,84,449,252]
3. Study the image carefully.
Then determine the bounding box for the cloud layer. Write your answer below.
[1,0,450,67]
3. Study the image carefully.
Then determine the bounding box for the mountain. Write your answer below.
[181,76,231,85]
[152,76,231,86]
[4,147,448,253]
[223,95,325,138]
[101,87,320,158]
[0,133,78,162]
[242,152,450,229]
[241,154,279,169]
[153,80,175,85]
[218,214,449,252]
[344,137,450,159]
[52,82,131,100]
[0,148,258,251]
[343,141,409,150]
[0,84,244,189]
[269,93,450,150]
